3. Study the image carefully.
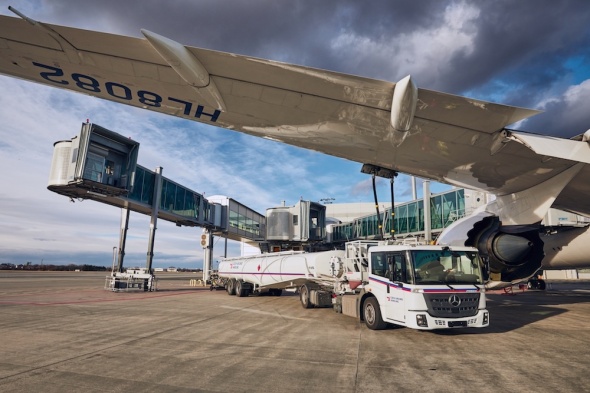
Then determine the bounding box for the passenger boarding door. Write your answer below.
[384,253,408,324]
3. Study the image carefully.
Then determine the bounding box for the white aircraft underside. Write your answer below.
[1,10,589,284]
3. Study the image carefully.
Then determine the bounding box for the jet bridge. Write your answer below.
[48,122,265,284]
[48,122,226,230]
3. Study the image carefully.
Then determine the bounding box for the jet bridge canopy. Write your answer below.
[49,123,139,197]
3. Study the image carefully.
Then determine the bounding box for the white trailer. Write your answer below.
[215,241,489,330]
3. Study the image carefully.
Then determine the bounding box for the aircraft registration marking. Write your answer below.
[32,62,221,122]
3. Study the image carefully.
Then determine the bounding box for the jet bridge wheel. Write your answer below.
[363,297,387,330]
[300,284,313,309]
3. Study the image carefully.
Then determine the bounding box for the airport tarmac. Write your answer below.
[1,271,589,393]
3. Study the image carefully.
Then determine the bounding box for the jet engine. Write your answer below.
[465,216,544,282]
[438,212,545,284]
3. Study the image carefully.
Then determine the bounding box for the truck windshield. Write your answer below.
[411,249,484,285]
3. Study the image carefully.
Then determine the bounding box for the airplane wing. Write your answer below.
[1,13,589,217]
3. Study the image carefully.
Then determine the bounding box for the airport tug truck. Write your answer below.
[216,241,489,330]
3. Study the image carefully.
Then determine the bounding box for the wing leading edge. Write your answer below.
[1,13,589,215]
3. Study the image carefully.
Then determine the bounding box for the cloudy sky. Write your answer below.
[1,0,589,268]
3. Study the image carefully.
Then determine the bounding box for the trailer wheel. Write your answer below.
[236,280,249,297]
[227,279,236,296]
[300,284,313,309]
[363,297,387,330]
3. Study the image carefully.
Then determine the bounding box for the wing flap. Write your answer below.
[510,131,590,164]
[416,89,540,133]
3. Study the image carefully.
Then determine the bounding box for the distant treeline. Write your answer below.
[1,263,109,271]
[0,263,200,272]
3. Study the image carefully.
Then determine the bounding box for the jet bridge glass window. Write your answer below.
[442,189,465,226]
[332,223,352,242]
[457,189,465,217]
[174,187,186,214]
[128,167,154,205]
[398,205,408,233]
[408,202,419,232]
[142,171,155,205]
[161,180,176,211]
[184,191,195,218]
[194,195,201,220]
[227,206,261,236]
[431,195,443,229]
[229,210,239,229]
[83,152,105,183]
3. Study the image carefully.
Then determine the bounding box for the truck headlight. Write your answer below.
[416,314,428,327]
[483,311,489,325]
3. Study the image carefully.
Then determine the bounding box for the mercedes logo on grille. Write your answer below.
[448,294,462,307]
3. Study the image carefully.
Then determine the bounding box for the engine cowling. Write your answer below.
[466,216,544,282]
[437,213,544,284]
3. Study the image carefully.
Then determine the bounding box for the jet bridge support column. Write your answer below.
[146,167,163,274]
[202,228,213,284]
[116,206,131,273]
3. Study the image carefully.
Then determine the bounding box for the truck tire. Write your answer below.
[236,280,248,297]
[300,284,313,309]
[363,297,387,330]
[227,278,236,296]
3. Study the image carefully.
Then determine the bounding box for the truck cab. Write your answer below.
[358,244,489,330]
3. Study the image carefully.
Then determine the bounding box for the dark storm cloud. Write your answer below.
[40,0,445,67]
[444,1,590,94]
[37,1,589,78]
[521,81,590,137]
[28,0,590,136]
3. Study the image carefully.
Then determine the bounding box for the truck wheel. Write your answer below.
[300,284,313,309]
[227,279,236,296]
[236,280,248,297]
[363,297,387,330]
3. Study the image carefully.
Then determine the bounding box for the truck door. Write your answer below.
[370,252,407,325]
[385,253,408,324]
